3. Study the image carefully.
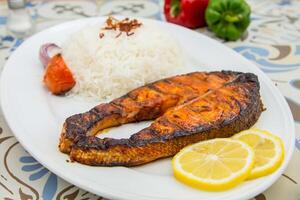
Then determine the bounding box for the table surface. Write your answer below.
[0,0,300,199]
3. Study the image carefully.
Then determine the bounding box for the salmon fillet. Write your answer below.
[59,71,263,166]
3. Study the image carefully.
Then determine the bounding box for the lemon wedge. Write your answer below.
[172,138,254,191]
[233,129,284,179]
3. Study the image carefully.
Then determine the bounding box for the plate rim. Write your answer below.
[0,16,295,200]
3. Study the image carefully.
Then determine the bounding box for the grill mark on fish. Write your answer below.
[167,79,200,94]
[147,84,170,96]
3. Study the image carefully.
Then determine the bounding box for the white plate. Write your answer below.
[0,17,295,200]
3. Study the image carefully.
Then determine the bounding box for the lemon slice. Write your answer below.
[233,129,284,179]
[172,138,254,191]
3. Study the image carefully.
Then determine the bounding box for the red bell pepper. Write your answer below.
[164,0,209,29]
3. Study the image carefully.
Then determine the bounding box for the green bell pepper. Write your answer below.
[205,0,251,41]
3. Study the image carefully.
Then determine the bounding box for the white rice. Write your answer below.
[62,20,185,102]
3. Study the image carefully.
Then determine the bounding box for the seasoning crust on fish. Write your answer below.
[59,71,263,166]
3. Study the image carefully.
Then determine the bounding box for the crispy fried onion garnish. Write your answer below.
[99,16,142,39]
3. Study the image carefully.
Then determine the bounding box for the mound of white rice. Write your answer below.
[62,19,185,101]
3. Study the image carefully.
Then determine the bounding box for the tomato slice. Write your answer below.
[43,54,76,95]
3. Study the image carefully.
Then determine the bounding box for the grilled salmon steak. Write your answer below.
[59,71,263,166]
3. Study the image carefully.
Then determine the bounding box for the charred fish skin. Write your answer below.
[59,71,240,153]
[69,72,263,166]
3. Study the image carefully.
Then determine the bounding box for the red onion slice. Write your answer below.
[39,43,62,67]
